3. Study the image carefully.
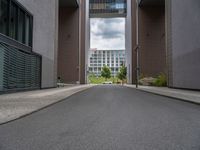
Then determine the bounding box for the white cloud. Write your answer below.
[90,18,125,50]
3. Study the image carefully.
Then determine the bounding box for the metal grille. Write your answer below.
[0,42,41,92]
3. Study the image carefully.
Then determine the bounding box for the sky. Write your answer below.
[90,18,125,50]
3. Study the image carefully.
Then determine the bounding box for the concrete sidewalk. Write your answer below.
[125,84,200,105]
[0,85,95,124]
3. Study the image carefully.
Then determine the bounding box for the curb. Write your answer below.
[125,85,200,106]
[0,86,94,126]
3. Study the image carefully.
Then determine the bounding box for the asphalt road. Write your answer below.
[0,85,200,150]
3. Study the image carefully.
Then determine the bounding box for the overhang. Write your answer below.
[139,0,165,6]
[89,0,127,18]
[59,0,79,7]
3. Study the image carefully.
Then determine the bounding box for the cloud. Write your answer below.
[90,18,125,50]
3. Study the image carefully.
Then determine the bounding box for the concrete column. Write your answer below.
[126,0,133,84]
[131,0,138,84]
[79,0,89,84]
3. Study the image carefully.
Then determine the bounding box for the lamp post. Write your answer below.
[136,0,140,88]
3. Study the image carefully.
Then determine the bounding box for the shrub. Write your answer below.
[152,73,167,87]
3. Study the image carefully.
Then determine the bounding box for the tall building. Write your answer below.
[88,50,125,76]
[89,0,127,18]
[0,0,200,93]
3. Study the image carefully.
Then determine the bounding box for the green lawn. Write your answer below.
[88,76,120,84]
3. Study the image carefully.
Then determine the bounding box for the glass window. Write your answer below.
[0,0,33,49]
[0,0,9,35]
[10,2,18,39]
[25,15,30,46]
[18,9,25,43]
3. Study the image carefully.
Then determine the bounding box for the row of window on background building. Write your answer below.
[0,0,32,47]
[90,2,126,10]
[88,50,125,77]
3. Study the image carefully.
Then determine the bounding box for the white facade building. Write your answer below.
[88,50,125,77]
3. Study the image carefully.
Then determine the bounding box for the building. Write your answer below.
[88,50,125,76]
[0,0,200,93]
[89,0,127,18]
[89,0,200,90]
[0,0,84,93]
[133,0,200,90]
[0,0,42,92]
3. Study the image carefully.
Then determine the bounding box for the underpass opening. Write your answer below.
[87,0,133,85]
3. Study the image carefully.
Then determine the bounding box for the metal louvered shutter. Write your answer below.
[0,42,41,92]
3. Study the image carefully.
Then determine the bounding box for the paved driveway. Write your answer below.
[0,85,200,150]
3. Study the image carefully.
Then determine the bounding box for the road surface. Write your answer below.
[0,85,200,150]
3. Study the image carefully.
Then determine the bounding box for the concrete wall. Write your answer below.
[58,7,79,84]
[139,6,166,77]
[85,0,90,84]
[126,0,133,84]
[167,0,200,90]
[17,0,58,88]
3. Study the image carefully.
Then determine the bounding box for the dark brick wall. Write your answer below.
[58,7,79,84]
[138,6,166,77]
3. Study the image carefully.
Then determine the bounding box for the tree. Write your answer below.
[101,65,111,80]
[117,65,127,85]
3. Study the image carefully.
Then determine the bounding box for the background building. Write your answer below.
[88,50,125,76]
[89,0,127,18]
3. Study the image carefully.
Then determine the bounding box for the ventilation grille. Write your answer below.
[0,42,41,92]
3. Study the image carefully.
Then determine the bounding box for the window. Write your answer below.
[25,15,31,45]
[0,0,9,35]
[10,2,18,39]
[0,0,33,47]
[18,9,25,43]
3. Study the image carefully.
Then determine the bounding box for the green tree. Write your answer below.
[117,65,127,85]
[101,66,111,80]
